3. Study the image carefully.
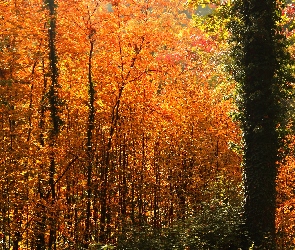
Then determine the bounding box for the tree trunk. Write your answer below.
[100,90,122,242]
[232,0,288,248]
[46,0,60,248]
[85,35,95,247]
[35,59,47,250]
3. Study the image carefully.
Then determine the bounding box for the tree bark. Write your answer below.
[85,34,95,247]
[46,0,60,248]
[233,0,283,248]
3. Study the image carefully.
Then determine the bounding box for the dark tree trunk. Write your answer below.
[85,34,95,247]
[45,0,60,248]
[46,0,59,135]
[231,0,289,248]
[100,89,122,243]
[35,60,47,250]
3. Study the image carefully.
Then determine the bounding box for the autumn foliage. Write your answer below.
[0,0,294,249]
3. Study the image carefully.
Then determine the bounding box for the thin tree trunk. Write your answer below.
[85,34,95,247]
[35,59,47,250]
[12,207,21,250]
[46,0,60,248]
[100,94,121,242]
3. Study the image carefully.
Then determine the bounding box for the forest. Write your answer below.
[0,0,295,249]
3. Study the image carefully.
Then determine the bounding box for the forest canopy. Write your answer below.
[0,0,294,249]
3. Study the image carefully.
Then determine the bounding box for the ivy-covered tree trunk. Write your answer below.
[84,29,95,247]
[231,0,291,248]
[45,0,61,248]
[241,1,277,247]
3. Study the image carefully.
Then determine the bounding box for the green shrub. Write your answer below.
[117,188,243,249]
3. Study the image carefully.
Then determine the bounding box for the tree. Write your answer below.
[230,0,293,248]
[0,0,243,247]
